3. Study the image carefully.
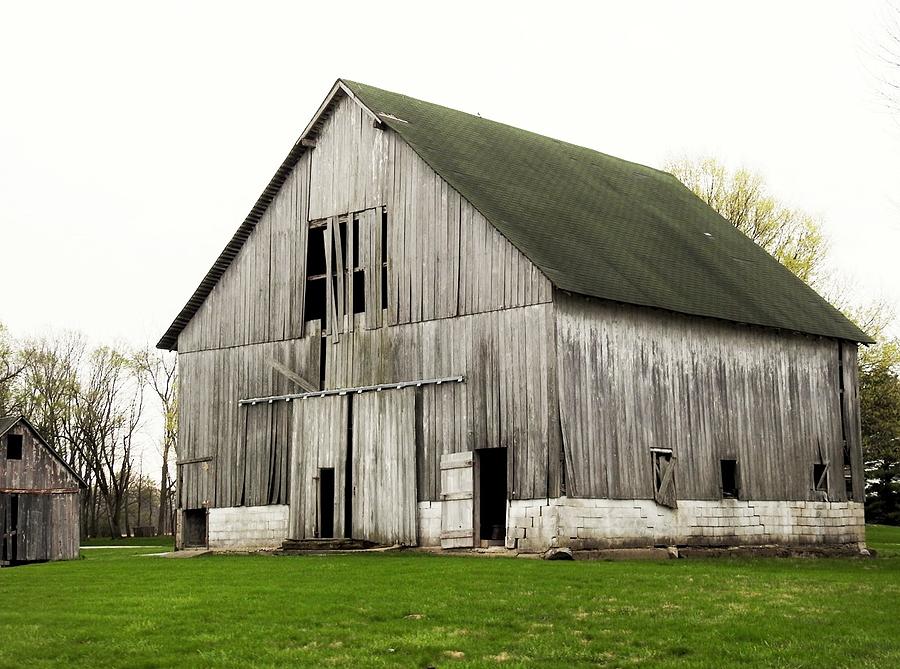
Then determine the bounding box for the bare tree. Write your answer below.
[133,347,178,535]
[877,1,900,116]
[0,322,25,415]
[70,346,144,538]
[666,156,829,287]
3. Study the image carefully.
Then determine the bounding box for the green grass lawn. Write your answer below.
[0,527,898,668]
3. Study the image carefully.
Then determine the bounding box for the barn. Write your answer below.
[1,416,84,565]
[158,80,871,553]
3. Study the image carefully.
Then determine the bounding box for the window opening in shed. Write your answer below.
[813,463,828,492]
[477,448,507,543]
[6,434,22,460]
[720,459,739,498]
[182,509,207,548]
[318,468,335,539]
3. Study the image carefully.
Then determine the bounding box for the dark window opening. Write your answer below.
[843,465,853,497]
[305,222,328,324]
[306,225,327,277]
[318,468,335,539]
[380,266,388,310]
[304,278,326,323]
[6,434,22,460]
[319,336,327,390]
[352,271,366,314]
[183,509,207,547]
[720,459,738,498]
[813,463,828,492]
[478,448,507,542]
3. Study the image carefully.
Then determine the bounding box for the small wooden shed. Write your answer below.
[1,416,84,566]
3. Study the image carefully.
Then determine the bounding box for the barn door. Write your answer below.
[289,394,348,540]
[352,387,417,545]
[440,451,474,548]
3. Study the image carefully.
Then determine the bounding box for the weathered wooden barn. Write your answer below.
[1,416,84,565]
[158,80,871,553]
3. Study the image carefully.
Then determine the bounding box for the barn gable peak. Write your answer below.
[0,415,87,489]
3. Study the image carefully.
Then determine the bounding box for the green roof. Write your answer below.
[344,80,871,343]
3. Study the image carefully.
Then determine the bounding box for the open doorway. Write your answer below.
[476,448,507,545]
[182,509,207,548]
[318,468,335,539]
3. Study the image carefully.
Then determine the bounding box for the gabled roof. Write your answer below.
[158,79,871,349]
[0,415,88,488]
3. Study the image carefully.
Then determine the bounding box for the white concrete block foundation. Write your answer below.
[416,498,865,551]
[206,504,289,550]
[507,498,865,552]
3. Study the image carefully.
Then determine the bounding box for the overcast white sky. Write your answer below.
[2,1,900,473]
[2,0,898,345]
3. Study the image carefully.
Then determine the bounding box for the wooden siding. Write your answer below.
[178,303,561,512]
[840,342,865,501]
[555,293,858,502]
[1,420,80,562]
[1,422,80,491]
[177,327,322,510]
[177,94,551,354]
[352,388,417,544]
[1,492,79,562]
[289,395,348,539]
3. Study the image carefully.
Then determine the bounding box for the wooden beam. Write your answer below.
[300,138,317,148]
[268,357,318,393]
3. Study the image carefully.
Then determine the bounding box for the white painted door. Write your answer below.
[440,451,474,548]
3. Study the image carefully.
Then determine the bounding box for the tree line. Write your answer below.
[0,329,177,538]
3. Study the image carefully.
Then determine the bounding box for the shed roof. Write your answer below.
[0,415,88,488]
[157,79,871,349]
